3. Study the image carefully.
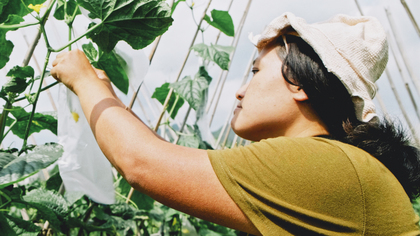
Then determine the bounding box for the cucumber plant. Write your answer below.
[0,0,241,235]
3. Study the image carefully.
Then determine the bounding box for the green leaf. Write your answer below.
[0,0,9,16]
[178,134,200,148]
[204,9,234,37]
[115,175,154,210]
[8,106,57,139]
[82,42,98,62]
[0,0,46,23]
[0,15,25,70]
[96,51,129,94]
[0,152,16,170]
[171,0,185,14]
[151,83,184,119]
[0,212,16,236]
[191,43,232,70]
[5,214,41,234]
[23,189,69,216]
[0,33,13,70]
[0,143,63,188]
[1,66,34,96]
[77,0,173,52]
[53,0,81,23]
[46,171,62,192]
[170,74,209,110]
[83,42,129,94]
[16,200,62,232]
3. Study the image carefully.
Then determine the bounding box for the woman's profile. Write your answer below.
[51,12,420,235]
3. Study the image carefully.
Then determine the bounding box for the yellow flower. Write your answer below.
[28,4,46,14]
[191,2,195,7]
[71,112,79,123]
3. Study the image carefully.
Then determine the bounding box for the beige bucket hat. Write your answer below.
[250,12,389,122]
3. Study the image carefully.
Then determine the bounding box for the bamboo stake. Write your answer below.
[174,0,235,144]
[353,0,364,16]
[386,31,420,120]
[385,69,419,144]
[206,0,252,114]
[375,92,388,117]
[385,7,420,97]
[400,0,420,38]
[208,0,253,126]
[126,0,213,203]
[214,48,257,149]
[152,0,213,131]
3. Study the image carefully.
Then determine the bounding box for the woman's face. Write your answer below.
[231,43,304,141]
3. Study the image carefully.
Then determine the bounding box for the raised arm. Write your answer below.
[50,49,260,235]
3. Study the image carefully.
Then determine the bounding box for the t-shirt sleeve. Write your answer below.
[207,137,365,235]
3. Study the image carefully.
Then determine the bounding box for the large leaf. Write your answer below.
[0,0,46,23]
[178,134,200,148]
[1,66,34,96]
[115,175,154,210]
[83,42,129,94]
[204,9,234,37]
[151,83,184,119]
[77,0,173,52]
[0,143,63,188]
[191,43,233,70]
[23,189,69,216]
[53,0,81,23]
[7,107,57,139]
[0,212,16,236]
[170,74,209,110]
[0,152,16,170]
[16,200,62,231]
[0,15,25,70]
[5,214,41,234]
[0,0,9,16]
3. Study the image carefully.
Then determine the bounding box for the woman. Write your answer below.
[51,13,420,235]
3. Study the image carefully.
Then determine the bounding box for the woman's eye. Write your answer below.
[251,69,259,75]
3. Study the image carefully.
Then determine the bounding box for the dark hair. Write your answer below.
[274,35,420,200]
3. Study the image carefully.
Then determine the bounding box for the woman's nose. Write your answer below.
[236,82,250,100]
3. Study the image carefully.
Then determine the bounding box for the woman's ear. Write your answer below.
[291,86,309,102]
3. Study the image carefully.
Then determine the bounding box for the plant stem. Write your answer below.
[20,50,52,153]
[3,120,17,139]
[0,22,39,30]
[51,23,103,52]
[14,81,59,102]
[0,101,13,145]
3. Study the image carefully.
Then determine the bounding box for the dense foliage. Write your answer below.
[0,0,240,235]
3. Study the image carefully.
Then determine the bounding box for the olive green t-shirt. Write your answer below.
[207,137,420,235]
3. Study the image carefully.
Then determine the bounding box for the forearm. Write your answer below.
[73,78,164,177]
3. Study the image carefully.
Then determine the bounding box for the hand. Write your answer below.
[51,49,98,94]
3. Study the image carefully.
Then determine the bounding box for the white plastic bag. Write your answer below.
[57,43,149,204]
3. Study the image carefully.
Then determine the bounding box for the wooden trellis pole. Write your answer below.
[400,0,420,38]
[386,31,420,120]
[385,7,420,97]
[173,0,236,144]
[385,69,419,144]
[214,48,257,149]
[208,0,253,126]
